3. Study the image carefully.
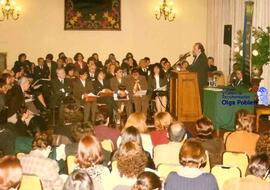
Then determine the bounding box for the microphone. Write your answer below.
[179,52,191,59]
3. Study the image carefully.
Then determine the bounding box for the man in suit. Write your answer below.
[73,69,97,123]
[86,58,97,81]
[208,57,217,72]
[45,54,58,80]
[126,68,148,116]
[188,43,209,104]
[110,67,132,117]
[138,59,150,80]
[34,57,50,81]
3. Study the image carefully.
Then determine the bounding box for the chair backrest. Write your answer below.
[101,139,114,152]
[157,163,180,180]
[19,174,43,190]
[67,155,76,174]
[201,151,211,172]
[211,165,241,190]
[222,151,249,177]
[223,132,231,143]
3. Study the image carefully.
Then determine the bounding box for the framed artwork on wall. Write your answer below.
[64,0,121,30]
[0,53,7,73]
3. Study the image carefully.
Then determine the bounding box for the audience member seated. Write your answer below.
[113,126,155,170]
[121,56,137,75]
[63,170,94,190]
[106,62,117,80]
[231,69,244,87]
[65,65,77,80]
[180,60,189,71]
[14,53,34,78]
[225,110,259,157]
[12,66,24,84]
[74,52,87,71]
[94,109,121,148]
[256,130,270,159]
[34,57,50,81]
[126,68,148,116]
[148,63,168,112]
[153,122,187,167]
[132,171,162,190]
[92,53,103,69]
[195,117,224,167]
[150,112,172,147]
[73,68,97,123]
[119,112,153,157]
[162,60,173,80]
[93,69,115,124]
[105,53,119,68]
[75,134,110,190]
[164,139,219,190]
[110,67,132,117]
[223,154,270,190]
[86,57,97,81]
[106,141,148,189]
[19,131,64,190]
[208,57,217,72]
[0,156,22,190]
[138,58,150,80]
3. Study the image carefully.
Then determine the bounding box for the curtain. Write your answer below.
[206,0,270,99]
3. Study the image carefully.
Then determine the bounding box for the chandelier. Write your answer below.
[155,0,176,22]
[0,0,20,21]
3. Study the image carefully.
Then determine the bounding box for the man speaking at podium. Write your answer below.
[187,43,209,105]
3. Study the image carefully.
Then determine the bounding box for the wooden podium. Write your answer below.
[170,71,202,122]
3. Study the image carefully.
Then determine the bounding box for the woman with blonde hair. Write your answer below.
[150,111,172,146]
[165,139,218,190]
[0,156,22,190]
[118,112,153,157]
[76,134,110,190]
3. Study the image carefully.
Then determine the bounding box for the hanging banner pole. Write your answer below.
[242,1,254,86]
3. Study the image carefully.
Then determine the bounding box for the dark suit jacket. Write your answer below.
[34,65,50,81]
[14,60,34,78]
[93,80,111,95]
[147,75,168,97]
[87,72,96,81]
[5,84,25,117]
[110,77,128,92]
[139,68,149,80]
[125,75,148,97]
[188,53,209,90]
[209,65,217,72]
[74,62,87,71]
[45,61,58,79]
[50,78,72,108]
[72,79,95,104]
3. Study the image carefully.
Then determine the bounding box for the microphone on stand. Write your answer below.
[173,52,191,66]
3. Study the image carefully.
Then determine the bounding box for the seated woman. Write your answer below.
[63,170,94,190]
[195,117,224,167]
[147,63,168,112]
[225,109,259,157]
[132,171,162,190]
[106,141,148,189]
[0,156,22,190]
[93,69,115,124]
[18,131,64,190]
[164,139,218,190]
[150,112,172,147]
[118,112,153,157]
[113,126,155,170]
[76,134,110,190]
[223,154,270,190]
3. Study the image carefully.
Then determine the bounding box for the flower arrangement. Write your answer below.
[233,27,270,68]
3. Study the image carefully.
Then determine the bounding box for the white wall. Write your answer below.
[0,0,207,68]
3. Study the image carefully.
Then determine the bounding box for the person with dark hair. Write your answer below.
[153,122,187,167]
[232,69,244,87]
[58,52,66,59]
[160,57,168,65]
[165,139,218,190]
[19,131,64,190]
[107,141,148,189]
[73,68,97,123]
[14,53,34,78]
[126,68,148,116]
[223,154,270,190]
[148,63,168,112]
[187,42,209,104]
[11,66,24,83]
[195,117,224,167]
[74,52,87,71]
[64,170,94,190]
[132,171,162,190]
[125,52,137,65]
[45,53,58,79]
[0,156,22,190]
[87,58,97,81]
[34,57,50,81]
[121,55,138,75]
[76,135,110,190]
[105,53,119,68]
[208,57,217,72]
[94,108,121,147]
[162,60,173,80]
[65,65,77,80]
[92,53,103,69]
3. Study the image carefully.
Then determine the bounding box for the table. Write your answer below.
[203,87,256,131]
